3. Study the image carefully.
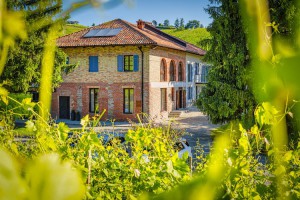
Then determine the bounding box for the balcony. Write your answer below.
[194,74,208,83]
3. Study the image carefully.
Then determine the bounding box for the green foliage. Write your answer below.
[174,18,179,29]
[196,0,256,125]
[1,0,68,93]
[0,150,85,200]
[162,28,211,50]
[0,97,192,199]
[163,19,170,27]
[1,0,300,200]
[179,18,184,30]
[0,93,36,120]
[151,104,300,200]
[185,20,200,29]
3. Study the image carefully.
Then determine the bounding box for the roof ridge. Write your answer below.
[118,19,157,45]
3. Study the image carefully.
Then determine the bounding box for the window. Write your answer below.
[124,55,134,71]
[178,62,183,81]
[124,88,134,114]
[161,88,167,111]
[89,88,99,112]
[89,56,98,72]
[188,87,193,100]
[160,59,167,81]
[171,88,175,101]
[201,65,209,82]
[170,61,175,81]
[117,55,139,72]
[188,64,193,82]
[66,57,70,64]
[195,63,199,75]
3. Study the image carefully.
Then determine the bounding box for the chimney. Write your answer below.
[137,19,145,30]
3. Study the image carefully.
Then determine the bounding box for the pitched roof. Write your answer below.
[57,19,206,56]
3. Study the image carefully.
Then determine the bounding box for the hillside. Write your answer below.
[162,28,211,50]
[61,24,88,36]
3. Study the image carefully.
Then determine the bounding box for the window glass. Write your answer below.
[170,61,175,81]
[178,62,183,81]
[160,60,166,81]
[188,64,193,82]
[124,55,134,71]
[89,88,99,112]
[124,88,134,114]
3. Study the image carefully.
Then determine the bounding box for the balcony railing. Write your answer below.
[194,74,208,83]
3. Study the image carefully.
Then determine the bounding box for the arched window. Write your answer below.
[178,62,183,81]
[160,59,167,81]
[169,60,175,81]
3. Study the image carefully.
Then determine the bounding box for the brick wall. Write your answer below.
[52,45,201,122]
[51,46,148,121]
[147,47,187,121]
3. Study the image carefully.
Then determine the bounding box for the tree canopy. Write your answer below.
[1,0,68,93]
[163,19,170,27]
[196,0,256,124]
[174,18,179,29]
[152,20,157,27]
[185,20,200,29]
[197,0,299,127]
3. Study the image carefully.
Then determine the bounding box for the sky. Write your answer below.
[63,0,213,27]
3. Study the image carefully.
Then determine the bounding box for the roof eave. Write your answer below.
[57,42,156,48]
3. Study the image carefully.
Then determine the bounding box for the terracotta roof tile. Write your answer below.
[57,19,206,56]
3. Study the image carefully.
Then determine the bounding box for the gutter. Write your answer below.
[138,46,144,114]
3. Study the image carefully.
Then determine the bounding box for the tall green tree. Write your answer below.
[174,18,179,29]
[1,0,68,93]
[152,20,157,27]
[196,0,256,124]
[179,18,185,29]
[163,19,170,27]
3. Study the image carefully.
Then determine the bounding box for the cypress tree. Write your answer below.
[196,0,256,124]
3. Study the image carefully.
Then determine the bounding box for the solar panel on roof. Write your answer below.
[95,29,110,36]
[83,29,101,38]
[83,28,122,37]
[106,28,122,36]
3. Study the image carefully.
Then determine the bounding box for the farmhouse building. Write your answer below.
[52,19,208,121]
